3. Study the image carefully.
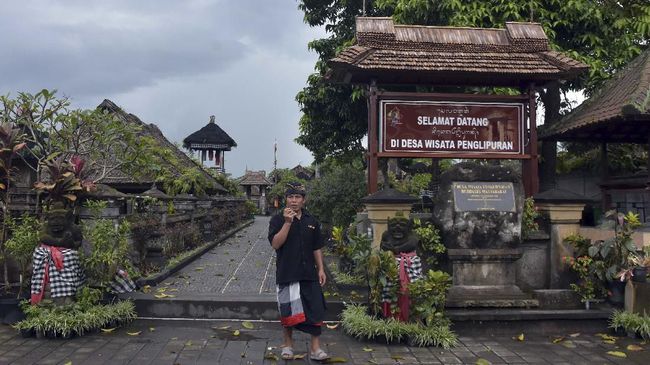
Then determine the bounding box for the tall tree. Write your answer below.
[297,0,650,184]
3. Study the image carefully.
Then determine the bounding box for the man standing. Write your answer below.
[268,182,329,361]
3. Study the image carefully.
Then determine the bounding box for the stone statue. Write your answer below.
[39,204,83,250]
[379,216,423,322]
[31,202,84,305]
[380,217,419,254]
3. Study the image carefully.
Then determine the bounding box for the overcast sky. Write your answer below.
[0,0,325,178]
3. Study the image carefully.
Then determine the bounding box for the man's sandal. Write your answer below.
[281,346,294,360]
[310,349,330,361]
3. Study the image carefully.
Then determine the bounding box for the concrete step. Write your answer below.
[123,289,614,336]
[120,292,345,321]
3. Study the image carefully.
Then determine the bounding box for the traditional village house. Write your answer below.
[237,170,272,214]
[291,164,315,181]
[97,100,228,196]
[182,116,237,174]
[540,47,650,223]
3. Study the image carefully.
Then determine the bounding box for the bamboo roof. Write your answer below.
[328,17,587,86]
[540,47,650,143]
[238,170,272,186]
[183,116,237,150]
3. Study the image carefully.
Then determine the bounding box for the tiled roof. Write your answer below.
[238,170,272,186]
[540,47,650,142]
[328,17,587,86]
[96,100,227,193]
[183,116,237,150]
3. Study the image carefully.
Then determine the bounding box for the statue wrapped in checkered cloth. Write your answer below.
[30,203,84,305]
[380,216,423,322]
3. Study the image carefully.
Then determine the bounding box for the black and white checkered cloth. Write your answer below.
[108,269,137,294]
[31,245,85,303]
[381,253,423,303]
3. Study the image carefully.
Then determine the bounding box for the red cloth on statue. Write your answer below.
[382,251,416,322]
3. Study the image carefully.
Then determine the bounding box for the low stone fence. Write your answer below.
[1,195,249,283]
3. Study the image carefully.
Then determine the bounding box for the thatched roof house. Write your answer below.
[328,17,587,86]
[97,100,227,195]
[540,47,650,143]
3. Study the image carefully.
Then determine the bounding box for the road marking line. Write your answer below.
[259,253,275,294]
[221,226,262,293]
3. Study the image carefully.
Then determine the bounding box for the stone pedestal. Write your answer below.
[362,189,417,249]
[446,248,538,307]
[534,189,586,289]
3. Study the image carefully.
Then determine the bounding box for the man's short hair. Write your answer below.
[285,182,306,197]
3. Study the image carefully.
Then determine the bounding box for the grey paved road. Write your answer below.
[159,216,277,297]
[1,319,649,364]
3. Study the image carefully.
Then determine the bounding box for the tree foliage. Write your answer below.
[307,159,367,227]
[1,90,162,184]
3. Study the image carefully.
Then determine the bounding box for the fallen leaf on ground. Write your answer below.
[214,326,230,330]
[149,327,155,332]
[154,294,168,299]
[157,288,167,293]
[627,344,643,351]
[476,359,491,365]
[242,321,254,329]
[552,337,565,344]
[141,285,151,293]
[127,331,142,336]
[323,357,348,364]
[606,351,627,358]
[362,347,374,352]
[63,362,72,365]
[293,354,306,359]
[568,333,580,338]
[561,340,576,348]
[233,330,240,336]
[264,352,279,361]
[513,333,524,341]
[326,323,340,329]
[100,328,116,333]
[185,341,193,346]
[195,267,204,271]
[603,339,616,345]
[391,355,403,360]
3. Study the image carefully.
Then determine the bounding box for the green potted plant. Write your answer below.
[4,214,41,298]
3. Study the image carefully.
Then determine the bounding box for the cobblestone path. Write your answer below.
[158,216,276,297]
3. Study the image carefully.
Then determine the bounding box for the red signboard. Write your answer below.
[380,101,524,156]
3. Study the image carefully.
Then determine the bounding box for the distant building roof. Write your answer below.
[97,100,227,194]
[540,47,650,143]
[291,165,315,181]
[328,17,588,86]
[183,115,237,151]
[238,170,272,186]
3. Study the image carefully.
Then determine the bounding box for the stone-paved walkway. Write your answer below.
[158,216,277,297]
[1,319,649,364]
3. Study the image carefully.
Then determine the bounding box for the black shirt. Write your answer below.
[268,210,324,284]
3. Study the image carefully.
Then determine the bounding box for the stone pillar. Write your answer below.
[534,189,587,289]
[361,189,417,249]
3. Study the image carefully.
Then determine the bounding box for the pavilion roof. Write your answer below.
[183,116,237,150]
[328,17,588,86]
[238,170,272,186]
[540,47,650,143]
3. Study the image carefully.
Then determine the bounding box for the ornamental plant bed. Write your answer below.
[13,299,137,338]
